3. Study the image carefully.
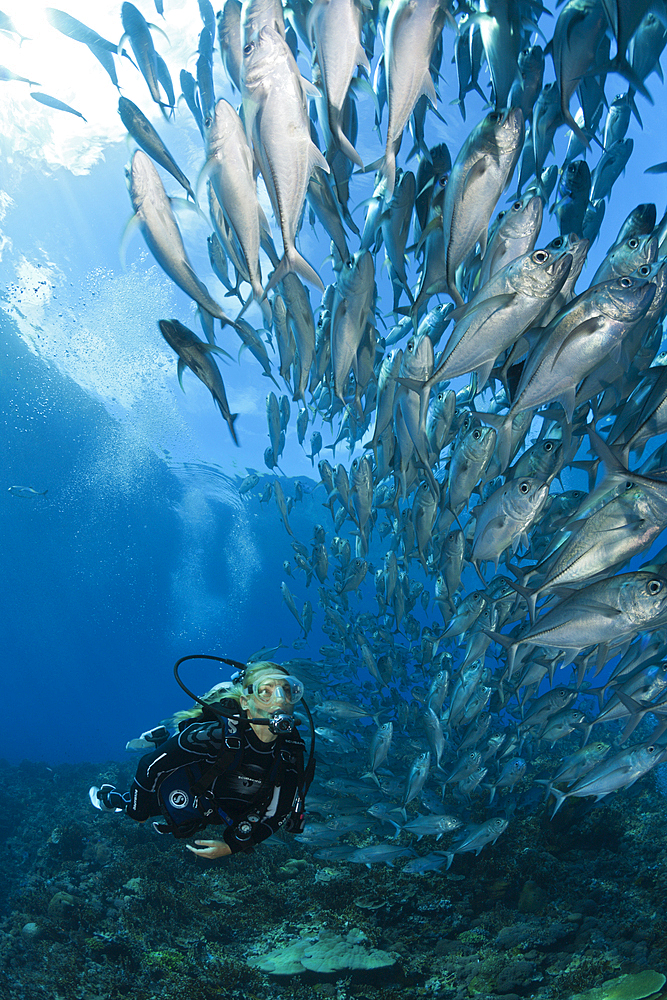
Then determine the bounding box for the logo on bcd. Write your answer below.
[168,789,189,809]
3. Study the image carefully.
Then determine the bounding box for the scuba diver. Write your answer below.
[89,659,315,859]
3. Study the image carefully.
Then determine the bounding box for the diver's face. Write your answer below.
[242,678,295,718]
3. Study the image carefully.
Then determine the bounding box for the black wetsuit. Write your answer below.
[124,715,307,852]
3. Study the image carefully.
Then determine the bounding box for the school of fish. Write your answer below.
[10,0,667,868]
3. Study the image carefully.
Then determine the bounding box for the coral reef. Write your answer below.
[0,755,666,1000]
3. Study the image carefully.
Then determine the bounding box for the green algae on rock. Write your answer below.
[248,928,398,975]
[569,970,667,1000]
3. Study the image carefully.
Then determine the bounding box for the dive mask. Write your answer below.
[244,673,304,707]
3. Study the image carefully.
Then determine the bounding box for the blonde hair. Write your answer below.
[166,661,287,728]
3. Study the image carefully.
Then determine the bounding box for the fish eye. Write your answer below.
[628,237,639,249]
[625,480,633,489]
[243,42,253,55]
[438,173,449,186]
[512,201,522,210]
[488,112,502,122]
[638,265,651,276]
[619,276,633,287]
[551,237,564,249]
[472,428,481,439]
[544,441,554,451]
[532,249,549,263]
[648,580,663,595]
[519,481,530,493]
[572,491,582,498]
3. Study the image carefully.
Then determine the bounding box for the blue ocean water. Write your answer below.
[1,302,333,762]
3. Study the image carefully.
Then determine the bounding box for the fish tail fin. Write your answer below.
[550,787,567,819]
[381,149,396,200]
[236,293,253,323]
[288,246,324,291]
[356,154,384,179]
[259,295,273,329]
[534,778,554,804]
[329,125,364,169]
[264,248,324,297]
[484,628,517,677]
[600,55,653,103]
[224,410,240,446]
[562,106,590,149]
[507,578,538,624]
[626,88,643,127]
[237,285,272,329]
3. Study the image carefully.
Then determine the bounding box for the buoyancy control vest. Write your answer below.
[154,702,310,840]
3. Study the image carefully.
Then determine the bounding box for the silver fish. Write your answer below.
[128,151,234,326]
[472,478,550,569]
[380,0,450,197]
[205,99,269,319]
[120,2,170,112]
[444,817,509,869]
[550,743,666,817]
[119,97,194,200]
[241,25,329,293]
[307,0,369,167]
[442,107,524,306]
[158,319,238,443]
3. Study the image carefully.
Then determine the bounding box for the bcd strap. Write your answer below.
[188,728,244,798]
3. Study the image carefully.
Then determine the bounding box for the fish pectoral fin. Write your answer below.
[551,316,605,368]
[396,376,425,393]
[474,358,496,390]
[119,213,142,269]
[598,517,647,533]
[176,359,187,390]
[572,598,624,618]
[207,343,234,361]
[171,195,209,227]
[458,292,517,326]
[196,155,215,198]
[410,214,441,255]
[332,298,349,330]
[462,155,492,197]
[556,387,577,424]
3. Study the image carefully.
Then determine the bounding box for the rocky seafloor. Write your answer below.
[1,754,666,1000]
